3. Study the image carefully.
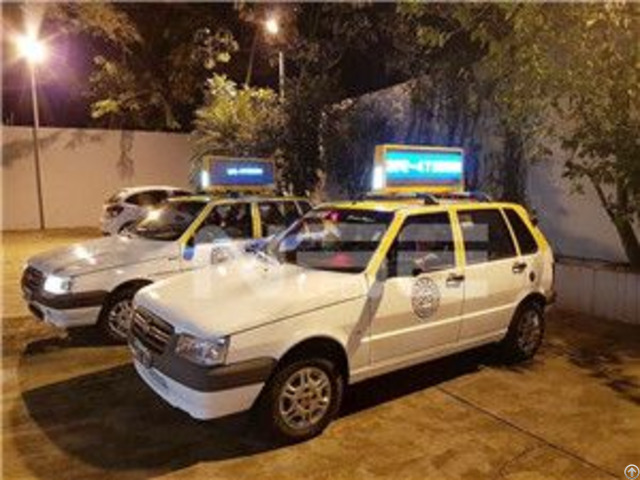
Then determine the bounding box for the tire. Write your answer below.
[118,221,135,235]
[500,301,545,363]
[97,286,140,343]
[257,357,344,443]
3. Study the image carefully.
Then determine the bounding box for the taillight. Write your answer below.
[106,204,124,217]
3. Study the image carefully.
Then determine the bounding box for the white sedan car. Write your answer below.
[100,185,192,235]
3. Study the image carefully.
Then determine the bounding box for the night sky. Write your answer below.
[2,3,398,131]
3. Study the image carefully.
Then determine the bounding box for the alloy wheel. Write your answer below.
[277,366,332,431]
[107,298,134,340]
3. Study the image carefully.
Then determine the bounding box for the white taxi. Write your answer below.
[22,194,311,341]
[130,198,554,441]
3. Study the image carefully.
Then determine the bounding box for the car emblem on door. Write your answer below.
[411,276,440,320]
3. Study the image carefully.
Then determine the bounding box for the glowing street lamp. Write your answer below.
[265,17,279,36]
[16,31,47,229]
[264,17,285,101]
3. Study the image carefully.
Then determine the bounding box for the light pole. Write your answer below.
[265,17,285,101]
[16,32,46,230]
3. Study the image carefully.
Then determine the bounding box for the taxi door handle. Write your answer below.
[446,273,465,286]
[512,261,527,274]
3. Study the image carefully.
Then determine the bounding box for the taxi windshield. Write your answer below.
[132,200,205,241]
[268,208,393,273]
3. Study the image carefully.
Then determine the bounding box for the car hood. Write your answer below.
[28,235,178,277]
[135,256,369,337]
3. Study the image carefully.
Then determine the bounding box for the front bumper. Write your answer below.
[28,301,102,328]
[129,307,275,419]
[22,271,107,328]
[134,360,265,420]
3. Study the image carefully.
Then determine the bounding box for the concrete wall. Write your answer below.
[527,153,632,264]
[2,126,193,230]
[556,262,640,324]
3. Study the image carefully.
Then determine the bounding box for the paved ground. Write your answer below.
[2,230,639,480]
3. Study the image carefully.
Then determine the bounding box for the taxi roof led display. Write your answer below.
[385,149,463,186]
[210,159,275,187]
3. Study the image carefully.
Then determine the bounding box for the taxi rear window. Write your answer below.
[504,208,539,255]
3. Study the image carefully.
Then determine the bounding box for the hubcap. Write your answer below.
[107,299,134,339]
[278,366,332,431]
[517,310,542,355]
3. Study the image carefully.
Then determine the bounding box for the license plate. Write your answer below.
[131,337,153,368]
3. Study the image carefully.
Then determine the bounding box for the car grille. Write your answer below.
[22,266,44,292]
[131,308,174,354]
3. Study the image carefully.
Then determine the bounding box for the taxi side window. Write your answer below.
[259,201,300,237]
[194,202,252,244]
[388,212,456,277]
[458,209,516,265]
[297,201,312,215]
[504,208,538,255]
[128,190,168,206]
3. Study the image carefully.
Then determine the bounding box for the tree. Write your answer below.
[45,3,238,131]
[404,3,640,267]
[192,74,284,158]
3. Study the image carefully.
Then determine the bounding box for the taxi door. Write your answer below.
[181,201,254,269]
[455,208,526,341]
[369,211,464,365]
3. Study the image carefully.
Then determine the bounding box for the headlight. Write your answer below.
[43,275,72,294]
[175,334,229,366]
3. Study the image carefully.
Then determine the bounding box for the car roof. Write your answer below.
[319,199,524,214]
[120,185,189,195]
[167,194,310,204]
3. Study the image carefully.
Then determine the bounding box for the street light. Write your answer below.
[264,17,285,101]
[16,31,47,230]
[265,17,279,36]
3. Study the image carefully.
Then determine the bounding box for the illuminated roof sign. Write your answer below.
[373,145,464,193]
[200,156,275,192]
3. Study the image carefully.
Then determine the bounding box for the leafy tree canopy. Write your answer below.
[404,2,640,266]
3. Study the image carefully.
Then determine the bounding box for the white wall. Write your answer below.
[556,262,640,324]
[1,126,193,230]
[527,154,635,264]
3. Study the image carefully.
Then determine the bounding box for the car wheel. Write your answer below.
[500,301,545,363]
[258,358,344,442]
[97,286,139,343]
[118,221,135,235]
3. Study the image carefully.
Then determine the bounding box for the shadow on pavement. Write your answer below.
[17,345,503,478]
[546,313,640,405]
[23,327,116,355]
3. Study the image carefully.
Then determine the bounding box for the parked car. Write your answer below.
[22,194,312,342]
[129,197,555,441]
[100,186,192,235]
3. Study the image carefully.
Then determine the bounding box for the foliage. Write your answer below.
[47,4,238,131]
[404,3,640,266]
[192,74,284,158]
[46,3,141,49]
